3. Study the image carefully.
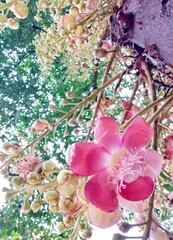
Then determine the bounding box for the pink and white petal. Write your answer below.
[88,203,121,228]
[142,149,163,179]
[70,142,111,176]
[118,194,147,212]
[84,170,118,212]
[94,117,122,154]
[119,176,154,201]
[122,116,153,151]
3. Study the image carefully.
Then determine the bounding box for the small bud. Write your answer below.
[2,142,11,151]
[11,1,28,19]
[0,151,7,161]
[7,18,19,30]
[76,115,83,123]
[0,13,7,29]
[68,117,77,127]
[75,25,84,36]
[95,47,108,59]
[12,176,24,187]
[112,233,126,240]
[59,195,81,214]
[30,119,49,132]
[75,38,84,46]
[118,222,132,233]
[49,204,59,213]
[22,199,31,214]
[49,104,56,111]
[42,161,55,175]
[82,229,92,239]
[44,191,60,206]
[57,170,72,185]
[41,0,49,9]
[61,99,70,105]
[58,170,78,197]
[57,222,65,233]
[72,128,80,135]
[81,63,89,69]
[1,168,8,175]
[64,129,69,136]
[79,1,86,13]
[70,6,79,18]
[65,91,76,99]
[34,15,42,21]
[31,198,41,213]
[63,215,75,227]
[26,172,40,185]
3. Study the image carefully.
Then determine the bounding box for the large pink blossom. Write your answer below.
[69,116,162,220]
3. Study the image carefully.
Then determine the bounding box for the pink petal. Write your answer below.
[88,203,121,228]
[142,149,163,178]
[122,116,153,151]
[84,170,118,212]
[119,176,154,201]
[118,194,147,212]
[69,142,111,176]
[94,117,122,154]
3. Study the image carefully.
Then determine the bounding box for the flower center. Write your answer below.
[110,150,143,191]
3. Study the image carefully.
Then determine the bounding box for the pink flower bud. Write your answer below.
[0,14,7,29]
[30,119,49,132]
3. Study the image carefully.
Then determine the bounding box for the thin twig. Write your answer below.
[20,71,125,153]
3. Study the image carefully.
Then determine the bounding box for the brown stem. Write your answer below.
[114,74,123,96]
[142,192,155,240]
[121,78,140,124]
[85,48,119,141]
[148,95,173,125]
[143,79,157,240]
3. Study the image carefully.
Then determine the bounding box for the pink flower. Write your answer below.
[69,116,162,219]
[122,101,140,120]
[12,154,41,180]
[165,134,173,160]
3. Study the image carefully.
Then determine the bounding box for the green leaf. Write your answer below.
[163,184,173,192]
